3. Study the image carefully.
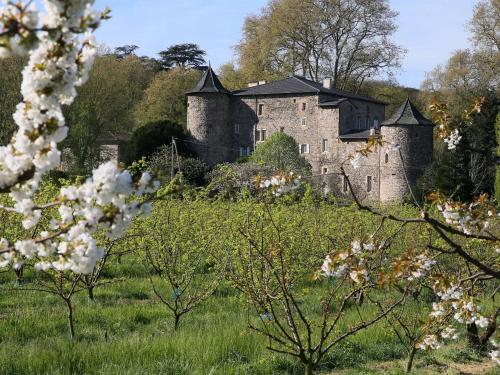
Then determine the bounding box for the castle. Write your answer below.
[186,66,434,202]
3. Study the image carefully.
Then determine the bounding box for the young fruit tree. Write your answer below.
[340,97,499,365]
[0,0,158,339]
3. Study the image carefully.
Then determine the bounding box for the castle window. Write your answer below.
[255,129,267,143]
[293,99,297,103]
[301,118,307,126]
[367,176,372,193]
[258,104,264,116]
[240,147,250,157]
[321,139,328,152]
[385,153,389,163]
[234,123,240,134]
[343,176,349,193]
[299,144,309,154]
[322,167,329,174]
[280,127,285,132]
[302,102,307,111]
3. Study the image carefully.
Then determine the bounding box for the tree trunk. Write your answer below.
[406,345,417,373]
[64,298,76,340]
[87,286,94,302]
[466,322,484,351]
[15,267,24,285]
[174,314,181,331]
[304,362,314,375]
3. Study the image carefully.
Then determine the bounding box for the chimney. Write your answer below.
[323,78,333,89]
[370,128,376,136]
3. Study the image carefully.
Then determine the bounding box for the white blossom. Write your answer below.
[417,335,442,350]
[0,1,158,275]
[443,129,461,150]
[350,152,366,169]
[440,326,458,340]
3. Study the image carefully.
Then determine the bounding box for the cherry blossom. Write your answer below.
[0,1,156,275]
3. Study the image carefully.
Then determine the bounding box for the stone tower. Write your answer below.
[186,66,232,166]
[379,99,434,202]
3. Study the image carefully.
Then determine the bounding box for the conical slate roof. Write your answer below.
[381,98,433,126]
[186,65,231,95]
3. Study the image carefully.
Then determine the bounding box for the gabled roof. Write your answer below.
[186,65,231,95]
[233,75,385,105]
[381,98,433,126]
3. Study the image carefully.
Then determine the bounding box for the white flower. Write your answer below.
[444,129,462,150]
[350,152,365,169]
[476,315,489,328]
[441,326,458,340]
[320,255,333,277]
[417,335,442,350]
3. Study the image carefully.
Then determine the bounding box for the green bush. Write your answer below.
[249,132,311,174]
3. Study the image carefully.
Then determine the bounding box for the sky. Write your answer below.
[91,0,477,89]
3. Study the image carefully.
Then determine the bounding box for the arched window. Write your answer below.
[385,153,389,163]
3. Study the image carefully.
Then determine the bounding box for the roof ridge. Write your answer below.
[394,98,410,124]
[292,76,321,92]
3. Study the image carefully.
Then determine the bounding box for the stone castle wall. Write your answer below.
[187,90,431,202]
[187,93,232,166]
[379,125,433,202]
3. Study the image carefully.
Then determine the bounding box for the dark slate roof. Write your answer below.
[338,129,376,139]
[381,98,434,126]
[233,76,385,105]
[186,65,231,95]
[318,98,351,107]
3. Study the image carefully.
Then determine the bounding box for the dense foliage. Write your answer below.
[249,133,311,174]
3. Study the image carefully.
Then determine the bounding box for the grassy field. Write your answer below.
[0,200,497,375]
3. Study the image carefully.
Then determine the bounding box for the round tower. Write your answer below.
[379,99,434,202]
[186,65,232,166]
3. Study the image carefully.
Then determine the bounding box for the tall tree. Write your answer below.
[419,0,500,200]
[64,55,155,174]
[469,0,500,52]
[158,43,206,70]
[114,44,139,59]
[236,0,404,91]
[134,68,202,129]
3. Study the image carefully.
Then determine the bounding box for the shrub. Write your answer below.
[147,144,208,186]
[249,132,311,175]
[128,120,185,162]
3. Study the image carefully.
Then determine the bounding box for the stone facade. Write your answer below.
[186,70,433,202]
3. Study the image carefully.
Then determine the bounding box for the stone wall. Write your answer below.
[379,125,433,202]
[187,93,232,166]
[186,89,431,203]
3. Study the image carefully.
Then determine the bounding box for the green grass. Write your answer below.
[0,200,496,375]
[0,271,493,375]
